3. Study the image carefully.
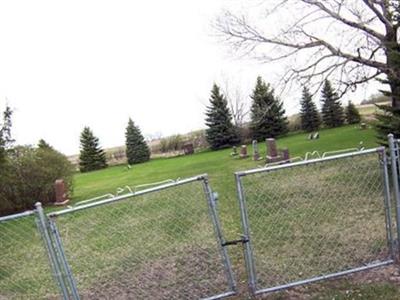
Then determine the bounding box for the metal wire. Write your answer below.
[0,211,61,299]
[48,175,235,300]
[236,148,394,295]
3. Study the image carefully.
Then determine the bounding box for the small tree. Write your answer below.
[250,76,288,140]
[125,118,150,164]
[299,87,321,132]
[38,139,54,150]
[345,101,361,124]
[0,106,14,164]
[321,80,344,128]
[79,127,107,172]
[205,84,240,150]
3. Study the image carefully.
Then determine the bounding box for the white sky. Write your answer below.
[0,0,381,155]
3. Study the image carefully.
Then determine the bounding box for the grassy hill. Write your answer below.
[73,125,377,203]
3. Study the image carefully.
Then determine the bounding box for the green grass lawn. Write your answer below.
[2,125,399,299]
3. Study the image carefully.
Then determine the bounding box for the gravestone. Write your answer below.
[54,179,69,205]
[240,145,249,158]
[182,143,194,155]
[313,132,319,139]
[231,146,238,157]
[282,148,290,161]
[266,138,278,157]
[252,140,260,161]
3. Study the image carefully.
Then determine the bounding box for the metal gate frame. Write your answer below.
[46,174,237,300]
[235,147,396,296]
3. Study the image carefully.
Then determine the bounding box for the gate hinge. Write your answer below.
[221,236,249,247]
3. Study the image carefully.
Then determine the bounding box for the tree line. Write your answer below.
[205,76,361,150]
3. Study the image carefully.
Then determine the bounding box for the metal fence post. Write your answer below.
[201,177,236,293]
[35,202,69,300]
[380,148,395,259]
[235,173,257,295]
[48,218,81,300]
[388,134,400,257]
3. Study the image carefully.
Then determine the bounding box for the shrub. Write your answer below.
[0,146,74,216]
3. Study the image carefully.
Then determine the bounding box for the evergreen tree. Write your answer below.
[250,76,288,141]
[0,106,14,165]
[299,87,321,132]
[375,47,400,146]
[321,80,344,128]
[125,118,150,164]
[205,84,240,150]
[79,127,107,172]
[38,139,54,150]
[345,101,361,124]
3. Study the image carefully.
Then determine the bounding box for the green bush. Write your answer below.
[0,146,74,216]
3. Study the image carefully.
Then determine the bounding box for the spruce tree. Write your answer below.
[205,84,240,150]
[250,76,288,141]
[79,127,107,172]
[321,80,344,128]
[345,101,361,124]
[125,118,150,164]
[0,106,14,165]
[38,139,54,150]
[299,87,321,132]
[375,47,400,146]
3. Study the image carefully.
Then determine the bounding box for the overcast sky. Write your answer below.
[0,0,380,155]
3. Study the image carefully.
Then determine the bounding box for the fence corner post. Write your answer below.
[387,134,400,260]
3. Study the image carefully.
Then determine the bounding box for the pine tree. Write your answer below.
[250,76,288,141]
[375,47,400,146]
[299,87,321,132]
[321,80,344,128]
[79,127,107,172]
[125,118,150,164]
[205,84,240,150]
[345,101,361,124]
[0,106,14,165]
[38,139,54,150]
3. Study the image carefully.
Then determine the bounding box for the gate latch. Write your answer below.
[222,235,249,247]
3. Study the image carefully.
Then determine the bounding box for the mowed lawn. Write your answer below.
[72,125,378,203]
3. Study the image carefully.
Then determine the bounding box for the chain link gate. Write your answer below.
[235,147,396,296]
[46,174,236,300]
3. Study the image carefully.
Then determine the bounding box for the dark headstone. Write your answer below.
[282,148,290,161]
[182,143,194,155]
[266,138,278,157]
[54,179,69,205]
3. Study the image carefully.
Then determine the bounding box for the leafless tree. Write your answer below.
[221,77,249,127]
[215,1,400,107]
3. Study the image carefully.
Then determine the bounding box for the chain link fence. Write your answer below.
[0,211,61,299]
[235,147,395,295]
[47,175,236,300]
[1,145,399,299]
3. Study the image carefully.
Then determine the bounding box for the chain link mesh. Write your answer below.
[0,213,60,299]
[50,179,232,299]
[238,151,392,292]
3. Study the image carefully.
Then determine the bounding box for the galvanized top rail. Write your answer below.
[235,147,384,177]
[47,174,208,218]
[0,209,36,222]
